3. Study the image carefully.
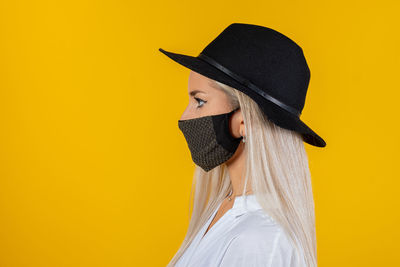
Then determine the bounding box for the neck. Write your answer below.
[225,142,253,196]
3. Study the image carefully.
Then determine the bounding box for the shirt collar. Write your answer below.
[230,194,263,218]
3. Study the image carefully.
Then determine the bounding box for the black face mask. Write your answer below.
[178,107,243,172]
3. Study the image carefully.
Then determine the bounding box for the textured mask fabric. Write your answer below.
[178,108,243,172]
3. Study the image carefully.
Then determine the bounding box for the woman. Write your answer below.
[159,23,326,267]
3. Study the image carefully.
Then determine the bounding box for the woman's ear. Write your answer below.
[232,108,245,138]
[237,109,246,137]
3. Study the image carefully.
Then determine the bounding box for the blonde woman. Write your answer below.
[159,23,326,267]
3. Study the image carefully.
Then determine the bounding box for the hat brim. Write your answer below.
[159,48,326,147]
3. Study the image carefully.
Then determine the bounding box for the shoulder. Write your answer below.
[230,209,281,241]
[224,220,283,257]
[219,216,303,266]
[232,212,282,249]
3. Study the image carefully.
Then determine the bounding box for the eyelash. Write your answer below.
[194,97,206,108]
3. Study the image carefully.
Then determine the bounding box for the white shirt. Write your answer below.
[174,194,306,267]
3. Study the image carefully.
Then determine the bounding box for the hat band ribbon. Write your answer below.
[197,53,301,117]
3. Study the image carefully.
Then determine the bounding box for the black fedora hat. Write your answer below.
[159,23,326,147]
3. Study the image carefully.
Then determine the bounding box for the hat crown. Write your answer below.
[200,23,310,113]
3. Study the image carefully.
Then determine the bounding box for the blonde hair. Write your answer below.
[168,80,317,266]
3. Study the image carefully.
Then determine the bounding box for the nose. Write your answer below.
[179,106,190,121]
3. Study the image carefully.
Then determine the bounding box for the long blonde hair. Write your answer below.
[168,80,317,266]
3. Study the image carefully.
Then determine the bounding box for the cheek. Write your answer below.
[207,99,232,114]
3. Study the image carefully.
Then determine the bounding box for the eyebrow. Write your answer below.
[189,90,206,97]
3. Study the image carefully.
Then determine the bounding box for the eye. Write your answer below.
[194,97,206,108]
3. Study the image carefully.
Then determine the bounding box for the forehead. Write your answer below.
[188,71,219,93]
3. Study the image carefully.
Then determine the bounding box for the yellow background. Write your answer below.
[0,0,399,266]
